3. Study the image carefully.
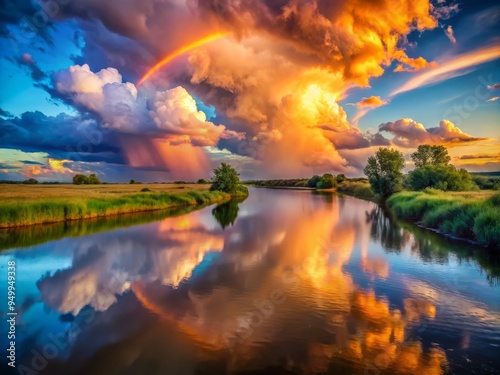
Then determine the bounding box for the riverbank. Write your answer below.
[0,184,248,228]
[336,181,378,202]
[386,189,500,248]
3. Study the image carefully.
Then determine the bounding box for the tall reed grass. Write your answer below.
[387,189,500,248]
[0,190,232,228]
[336,181,377,201]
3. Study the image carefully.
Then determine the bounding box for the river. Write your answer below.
[1,187,499,374]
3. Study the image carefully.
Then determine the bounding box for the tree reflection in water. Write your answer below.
[366,206,500,286]
[212,198,246,230]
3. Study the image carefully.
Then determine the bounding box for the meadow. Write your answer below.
[387,189,500,248]
[0,184,247,228]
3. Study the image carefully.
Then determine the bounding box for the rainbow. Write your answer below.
[137,32,228,86]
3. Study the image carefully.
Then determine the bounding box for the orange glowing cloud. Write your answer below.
[137,32,229,86]
[21,158,74,178]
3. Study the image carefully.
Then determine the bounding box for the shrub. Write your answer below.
[408,165,478,191]
[336,174,346,183]
[141,188,152,192]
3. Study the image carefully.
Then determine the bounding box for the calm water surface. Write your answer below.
[1,188,499,374]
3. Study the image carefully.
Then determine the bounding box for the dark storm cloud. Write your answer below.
[20,160,43,165]
[0,0,56,43]
[0,108,13,118]
[0,111,124,164]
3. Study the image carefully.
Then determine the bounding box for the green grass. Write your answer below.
[387,189,500,248]
[0,190,235,228]
[336,181,377,201]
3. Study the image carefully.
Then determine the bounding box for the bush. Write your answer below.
[141,188,152,192]
[130,180,136,184]
[336,174,346,183]
[197,179,209,184]
[408,165,478,191]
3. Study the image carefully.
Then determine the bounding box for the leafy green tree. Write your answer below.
[308,175,321,188]
[336,174,346,183]
[130,179,136,184]
[197,179,209,184]
[73,174,89,185]
[317,173,336,189]
[364,148,405,198]
[411,145,451,168]
[88,174,101,184]
[210,163,241,193]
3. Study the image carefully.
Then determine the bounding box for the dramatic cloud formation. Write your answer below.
[379,118,486,147]
[2,0,498,180]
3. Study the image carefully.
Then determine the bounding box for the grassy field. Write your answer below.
[0,184,248,228]
[387,189,500,248]
[0,183,212,201]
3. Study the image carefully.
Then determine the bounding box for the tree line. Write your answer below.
[364,144,498,199]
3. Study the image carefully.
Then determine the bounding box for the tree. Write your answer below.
[23,178,39,184]
[212,200,240,229]
[364,148,405,198]
[197,179,209,184]
[210,163,241,193]
[73,174,89,185]
[317,173,336,189]
[88,174,101,184]
[336,174,346,183]
[308,175,321,188]
[408,145,477,191]
[411,145,451,168]
[130,179,136,184]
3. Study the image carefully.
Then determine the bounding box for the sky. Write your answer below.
[0,0,499,182]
